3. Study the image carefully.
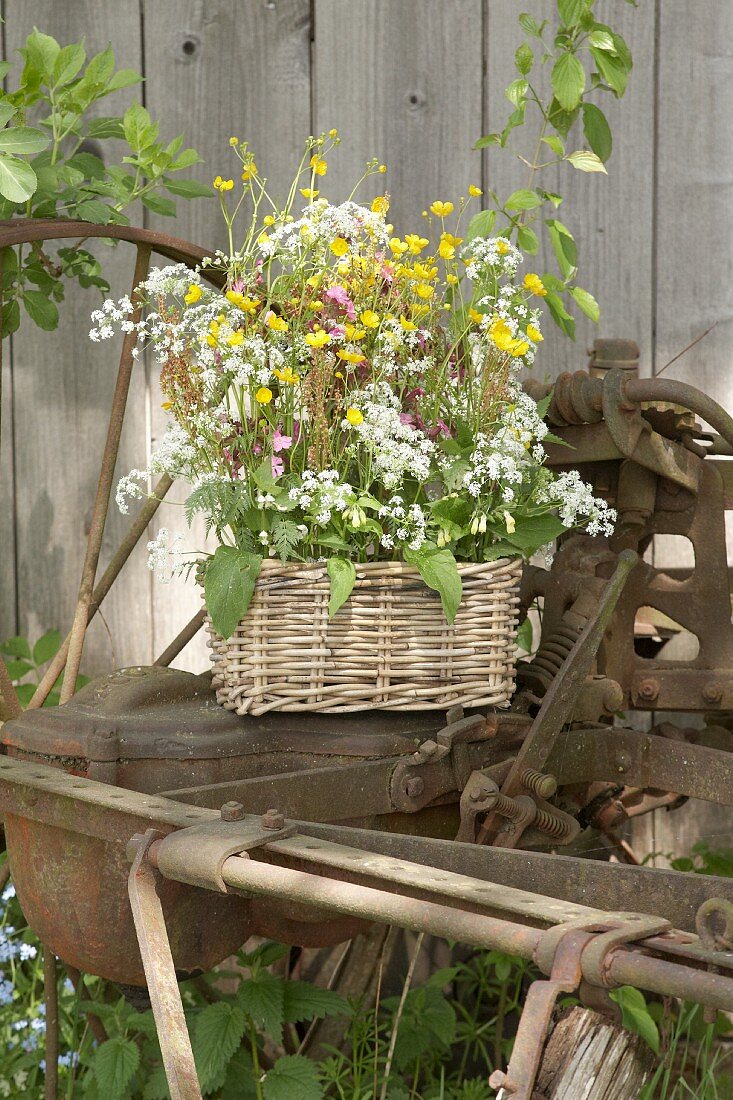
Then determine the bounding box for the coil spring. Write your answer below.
[520,624,582,693]
[534,807,573,840]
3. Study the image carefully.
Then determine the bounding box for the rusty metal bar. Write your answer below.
[43,946,59,1100]
[154,607,206,668]
[128,831,202,1100]
[28,472,173,709]
[60,244,152,705]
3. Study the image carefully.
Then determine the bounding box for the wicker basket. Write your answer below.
[205,557,522,715]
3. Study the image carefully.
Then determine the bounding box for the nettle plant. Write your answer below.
[100,133,615,639]
[0,28,211,336]
[476,0,635,337]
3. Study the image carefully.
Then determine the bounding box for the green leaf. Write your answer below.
[552,52,586,110]
[465,208,496,241]
[505,78,528,108]
[571,285,600,322]
[33,629,61,666]
[588,29,615,51]
[582,102,613,162]
[283,981,349,1024]
[220,1049,258,1100]
[87,116,125,140]
[0,155,37,203]
[0,103,17,130]
[558,0,588,27]
[170,148,202,171]
[515,42,534,75]
[142,1065,171,1100]
[14,684,35,707]
[591,46,630,96]
[517,617,533,653]
[505,513,567,555]
[505,188,542,212]
[609,987,660,1053]
[545,218,577,278]
[192,1002,247,1092]
[327,557,356,619]
[263,1055,324,1100]
[123,103,158,153]
[545,289,576,340]
[3,657,33,680]
[516,225,539,254]
[141,193,177,217]
[22,289,59,331]
[518,13,541,36]
[75,199,112,224]
[541,134,565,157]
[92,1037,140,1095]
[162,176,216,198]
[1,297,20,337]
[23,29,61,80]
[403,546,462,626]
[204,546,262,640]
[105,68,143,93]
[237,971,286,1045]
[473,133,501,149]
[0,636,31,660]
[566,149,607,174]
[53,42,87,87]
[548,96,579,138]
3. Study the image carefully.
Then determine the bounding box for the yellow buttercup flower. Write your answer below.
[263,215,276,226]
[441,232,463,248]
[184,284,202,305]
[468,184,483,197]
[266,311,289,332]
[305,330,332,348]
[310,154,328,176]
[360,310,380,328]
[497,239,511,255]
[214,176,235,192]
[404,234,429,255]
[344,324,366,341]
[527,324,543,343]
[414,262,438,281]
[346,407,364,426]
[489,318,514,351]
[274,366,300,384]
[446,273,459,285]
[257,231,271,246]
[328,128,339,139]
[308,300,323,311]
[330,237,349,257]
[415,282,434,299]
[161,400,172,411]
[337,349,366,365]
[523,273,547,297]
[226,290,259,314]
[255,387,273,404]
[509,339,530,358]
[438,240,455,260]
[229,136,239,146]
[227,330,244,347]
[241,162,257,181]
[300,187,319,200]
[429,200,454,217]
[371,195,390,215]
[389,237,409,257]
[412,302,430,317]
[378,164,387,174]
[469,307,484,324]
[399,315,417,331]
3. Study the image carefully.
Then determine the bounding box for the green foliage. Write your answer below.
[0,28,212,337]
[609,986,660,1053]
[204,545,262,639]
[326,556,356,618]
[1,628,88,707]
[473,0,636,336]
[403,545,462,625]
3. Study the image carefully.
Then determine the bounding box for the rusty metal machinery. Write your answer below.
[3,222,733,1099]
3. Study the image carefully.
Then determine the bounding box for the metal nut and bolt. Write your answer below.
[220,800,245,822]
[638,678,659,702]
[405,776,425,799]
[519,768,558,799]
[261,808,285,831]
[703,681,724,704]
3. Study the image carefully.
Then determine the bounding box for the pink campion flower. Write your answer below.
[428,419,452,440]
[252,443,262,456]
[324,284,356,320]
[273,428,292,453]
[399,413,416,427]
[327,322,346,338]
[271,455,284,477]
[292,419,301,442]
[229,277,246,293]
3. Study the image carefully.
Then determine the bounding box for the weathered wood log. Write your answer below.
[535,1007,655,1099]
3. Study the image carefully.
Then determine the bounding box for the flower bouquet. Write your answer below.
[99,132,614,714]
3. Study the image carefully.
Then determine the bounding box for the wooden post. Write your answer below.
[535,1007,654,1100]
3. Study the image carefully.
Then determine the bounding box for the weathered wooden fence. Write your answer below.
[0,1,731,853]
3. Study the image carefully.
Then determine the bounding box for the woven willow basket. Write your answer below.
[205,557,522,715]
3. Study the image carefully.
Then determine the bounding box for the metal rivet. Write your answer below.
[221,800,244,821]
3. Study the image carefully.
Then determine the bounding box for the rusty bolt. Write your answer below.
[221,800,245,821]
[703,681,724,704]
[519,768,558,799]
[638,678,659,702]
[261,808,285,831]
[405,776,425,799]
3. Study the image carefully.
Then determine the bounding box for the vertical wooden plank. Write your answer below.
[484,1,656,378]
[142,0,312,669]
[5,3,150,674]
[0,4,17,643]
[313,0,483,235]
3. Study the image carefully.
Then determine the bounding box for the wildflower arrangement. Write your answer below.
[100,133,614,640]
